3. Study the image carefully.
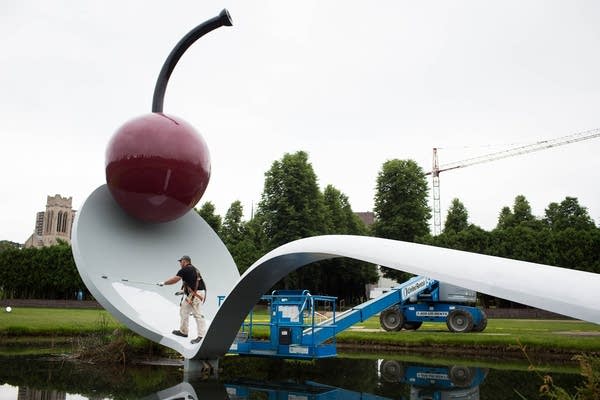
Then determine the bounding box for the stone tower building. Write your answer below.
[24,194,76,248]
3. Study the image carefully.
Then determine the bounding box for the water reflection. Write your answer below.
[379,360,487,399]
[0,355,582,399]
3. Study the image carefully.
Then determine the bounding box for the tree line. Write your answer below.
[1,151,598,304]
[0,241,84,299]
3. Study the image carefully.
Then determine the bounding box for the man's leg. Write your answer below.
[178,301,191,336]
[190,298,206,343]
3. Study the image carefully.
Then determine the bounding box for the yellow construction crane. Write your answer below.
[426,128,600,235]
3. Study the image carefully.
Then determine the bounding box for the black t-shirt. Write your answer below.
[177,265,206,294]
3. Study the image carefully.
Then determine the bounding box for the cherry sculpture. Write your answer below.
[105,9,232,223]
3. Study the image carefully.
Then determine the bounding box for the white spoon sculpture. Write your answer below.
[73,185,600,360]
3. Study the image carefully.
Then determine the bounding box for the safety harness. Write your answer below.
[182,267,206,305]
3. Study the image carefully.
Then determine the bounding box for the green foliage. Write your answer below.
[0,240,21,253]
[255,151,328,290]
[195,201,222,234]
[427,224,492,254]
[0,243,84,300]
[486,195,600,275]
[545,197,597,231]
[243,152,378,301]
[372,159,431,241]
[317,185,379,303]
[552,228,600,273]
[497,206,514,230]
[497,195,545,230]
[444,198,469,233]
[258,151,327,249]
[425,194,599,306]
[221,201,265,274]
[518,343,600,400]
[222,200,245,243]
[372,159,431,282]
[489,225,553,264]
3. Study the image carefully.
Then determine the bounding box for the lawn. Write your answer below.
[337,318,600,353]
[1,307,599,355]
[0,307,121,335]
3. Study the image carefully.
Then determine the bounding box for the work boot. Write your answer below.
[172,330,188,338]
[191,336,203,344]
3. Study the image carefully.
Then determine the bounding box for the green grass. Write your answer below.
[343,318,600,353]
[2,307,599,356]
[0,307,122,335]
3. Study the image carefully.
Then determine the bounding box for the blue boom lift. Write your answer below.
[228,275,486,359]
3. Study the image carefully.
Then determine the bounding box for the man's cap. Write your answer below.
[178,255,191,262]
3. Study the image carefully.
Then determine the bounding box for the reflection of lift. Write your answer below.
[379,359,488,400]
[225,379,390,400]
[223,361,488,400]
[228,276,485,359]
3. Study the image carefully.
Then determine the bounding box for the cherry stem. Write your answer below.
[152,9,233,113]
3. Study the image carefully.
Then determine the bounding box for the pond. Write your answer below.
[0,351,586,399]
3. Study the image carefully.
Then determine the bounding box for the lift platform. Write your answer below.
[228,276,445,359]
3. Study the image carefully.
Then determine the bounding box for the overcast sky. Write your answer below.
[1,1,599,243]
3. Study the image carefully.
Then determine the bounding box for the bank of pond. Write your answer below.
[0,347,598,399]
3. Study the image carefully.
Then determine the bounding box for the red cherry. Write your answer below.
[104,9,231,223]
[105,113,210,223]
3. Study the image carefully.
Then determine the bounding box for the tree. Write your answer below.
[496,195,542,230]
[222,201,244,244]
[512,195,536,225]
[221,201,264,274]
[427,224,491,255]
[544,197,596,231]
[444,198,469,233]
[256,151,328,289]
[0,243,84,299]
[371,159,431,282]
[496,206,513,230]
[0,241,20,253]
[551,228,600,273]
[195,201,222,234]
[257,151,327,249]
[323,185,368,236]
[321,185,378,302]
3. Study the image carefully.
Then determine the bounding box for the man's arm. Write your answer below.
[157,276,182,286]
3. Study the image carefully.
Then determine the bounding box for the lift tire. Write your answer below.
[449,365,475,387]
[471,310,488,332]
[380,307,404,331]
[380,360,404,383]
[446,309,474,333]
[403,321,422,330]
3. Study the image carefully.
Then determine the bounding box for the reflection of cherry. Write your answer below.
[105,9,232,223]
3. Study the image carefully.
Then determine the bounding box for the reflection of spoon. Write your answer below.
[141,380,231,400]
[140,381,196,400]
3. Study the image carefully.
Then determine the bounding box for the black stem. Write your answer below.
[152,9,233,113]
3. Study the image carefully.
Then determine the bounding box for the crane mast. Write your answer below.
[427,128,600,235]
